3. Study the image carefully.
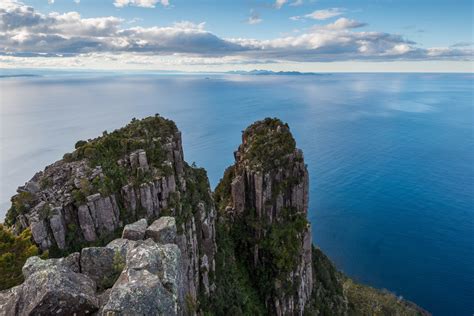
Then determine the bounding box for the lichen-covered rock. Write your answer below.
[22,252,80,277]
[81,247,123,290]
[101,269,177,316]
[122,218,148,240]
[106,238,138,259]
[146,216,177,244]
[8,256,99,315]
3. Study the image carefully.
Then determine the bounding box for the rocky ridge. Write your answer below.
[1,115,430,315]
[4,116,216,312]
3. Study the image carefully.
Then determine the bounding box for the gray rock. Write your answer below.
[23,253,80,278]
[121,184,137,216]
[29,213,52,250]
[138,150,149,171]
[78,204,98,242]
[146,216,177,244]
[81,247,124,290]
[106,238,137,259]
[231,175,245,213]
[139,183,155,218]
[125,239,162,275]
[122,218,148,240]
[49,207,66,249]
[0,285,22,316]
[15,256,99,315]
[101,268,177,316]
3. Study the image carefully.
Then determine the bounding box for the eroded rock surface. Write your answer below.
[0,217,183,316]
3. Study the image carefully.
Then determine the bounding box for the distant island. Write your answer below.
[226,69,326,76]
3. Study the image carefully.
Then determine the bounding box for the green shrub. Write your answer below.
[0,225,39,290]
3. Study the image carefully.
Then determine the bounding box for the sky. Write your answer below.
[0,0,473,72]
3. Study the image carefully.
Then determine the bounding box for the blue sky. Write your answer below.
[1,0,472,71]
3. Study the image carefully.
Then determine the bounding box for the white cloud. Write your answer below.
[275,0,287,9]
[48,0,54,4]
[74,0,80,4]
[113,0,169,8]
[323,18,366,30]
[292,8,345,21]
[0,0,471,67]
[246,10,262,25]
[290,0,303,6]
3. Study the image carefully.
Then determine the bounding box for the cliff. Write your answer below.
[0,115,429,315]
[3,115,216,312]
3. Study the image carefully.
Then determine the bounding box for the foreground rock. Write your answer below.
[0,217,182,316]
[122,218,148,240]
[146,216,177,244]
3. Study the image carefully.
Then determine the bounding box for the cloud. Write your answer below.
[290,0,303,6]
[48,0,54,4]
[323,18,367,30]
[246,10,262,25]
[292,8,345,21]
[275,0,287,9]
[450,41,473,48]
[0,1,472,66]
[74,0,80,4]
[113,0,169,8]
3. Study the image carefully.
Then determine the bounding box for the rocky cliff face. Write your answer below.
[4,115,216,312]
[1,115,430,316]
[217,118,313,315]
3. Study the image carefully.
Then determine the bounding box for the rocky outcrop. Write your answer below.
[146,216,177,244]
[0,217,183,316]
[218,118,313,315]
[122,218,147,240]
[2,116,430,316]
[4,116,217,312]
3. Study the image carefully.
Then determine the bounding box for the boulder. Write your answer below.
[146,216,177,244]
[122,218,148,240]
[101,269,177,316]
[81,247,124,290]
[125,239,163,275]
[106,238,137,259]
[13,256,99,315]
[22,252,80,277]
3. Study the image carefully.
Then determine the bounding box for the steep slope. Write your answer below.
[1,115,430,316]
[3,115,216,308]
[213,118,312,315]
[212,118,429,316]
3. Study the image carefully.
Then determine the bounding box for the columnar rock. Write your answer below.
[220,118,313,315]
[4,116,217,311]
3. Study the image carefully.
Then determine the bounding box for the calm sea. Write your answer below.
[1,72,473,315]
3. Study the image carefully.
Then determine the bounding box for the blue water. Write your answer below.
[0,72,473,315]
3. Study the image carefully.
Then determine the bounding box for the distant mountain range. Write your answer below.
[226,69,325,76]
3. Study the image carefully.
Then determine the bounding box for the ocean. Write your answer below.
[0,72,473,315]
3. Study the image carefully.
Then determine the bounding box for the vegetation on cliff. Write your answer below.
[1,115,429,315]
[0,225,39,290]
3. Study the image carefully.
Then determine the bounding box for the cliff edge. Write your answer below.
[0,115,429,315]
